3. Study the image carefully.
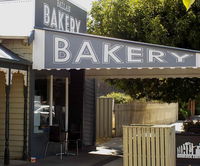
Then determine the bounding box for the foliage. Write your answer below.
[88,0,200,50]
[179,102,191,120]
[100,92,133,104]
[89,0,200,104]
[106,78,200,103]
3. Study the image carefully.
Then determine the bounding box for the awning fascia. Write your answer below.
[0,30,35,45]
[33,28,200,71]
[85,68,200,79]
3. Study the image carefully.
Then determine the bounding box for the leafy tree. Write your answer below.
[88,0,200,50]
[107,78,200,103]
[88,0,200,105]
[100,92,133,104]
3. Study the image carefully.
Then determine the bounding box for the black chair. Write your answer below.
[67,132,80,155]
[67,123,82,155]
[44,125,66,160]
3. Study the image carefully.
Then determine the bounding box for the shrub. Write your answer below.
[179,107,191,120]
[178,102,191,120]
[100,92,133,104]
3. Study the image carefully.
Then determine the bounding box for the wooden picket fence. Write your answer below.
[123,125,176,166]
[115,102,178,136]
[96,98,114,139]
[96,98,178,139]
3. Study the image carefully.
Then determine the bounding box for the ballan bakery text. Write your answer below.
[43,0,81,33]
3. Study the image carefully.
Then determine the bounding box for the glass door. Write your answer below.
[34,75,69,133]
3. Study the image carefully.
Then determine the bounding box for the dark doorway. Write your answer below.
[69,70,84,144]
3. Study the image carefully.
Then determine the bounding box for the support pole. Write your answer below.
[65,77,69,132]
[65,77,69,154]
[23,72,28,160]
[4,68,11,165]
[49,75,53,126]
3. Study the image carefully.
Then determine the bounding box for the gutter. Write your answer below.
[0,30,35,45]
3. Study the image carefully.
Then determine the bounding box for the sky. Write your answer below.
[72,0,95,12]
[0,0,95,36]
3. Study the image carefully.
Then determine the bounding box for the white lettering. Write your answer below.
[70,16,75,32]
[103,44,123,63]
[58,11,64,31]
[50,8,58,29]
[43,3,50,26]
[43,3,82,32]
[54,37,71,63]
[170,52,192,63]
[75,19,81,33]
[148,49,166,63]
[127,47,143,63]
[65,14,70,32]
[75,41,99,63]
[57,0,71,12]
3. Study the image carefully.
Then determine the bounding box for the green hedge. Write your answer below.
[100,92,133,104]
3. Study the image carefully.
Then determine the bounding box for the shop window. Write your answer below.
[34,78,54,133]
[33,77,66,133]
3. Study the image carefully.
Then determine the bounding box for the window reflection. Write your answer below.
[34,78,53,133]
[33,77,66,133]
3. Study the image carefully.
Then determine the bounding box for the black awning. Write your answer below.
[0,44,31,67]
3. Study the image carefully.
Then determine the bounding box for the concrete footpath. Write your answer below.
[0,137,123,166]
[0,154,122,166]
[103,158,122,166]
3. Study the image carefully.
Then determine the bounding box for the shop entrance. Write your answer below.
[34,77,66,130]
[32,70,69,158]
[32,70,84,158]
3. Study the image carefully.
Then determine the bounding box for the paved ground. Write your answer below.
[0,160,28,166]
[1,121,194,166]
[90,137,123,156]
[0,137,123,166]
[18,153,121,166]
[103,158,122,166]
[0,153,122,166]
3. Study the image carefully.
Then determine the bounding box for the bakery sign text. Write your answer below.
[54,37,192,65]
[44,31,196,69]
[35,0,87,33]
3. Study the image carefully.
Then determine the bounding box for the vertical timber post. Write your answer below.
[4,68,11,165]
[23,71,28,160]
[49,75,53,126]
[65,77,69,132]
[65,77,69,153]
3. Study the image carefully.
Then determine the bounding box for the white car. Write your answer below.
[34,104,55,126]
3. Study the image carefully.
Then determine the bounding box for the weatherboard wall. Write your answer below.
[0,72,6,159]
[0,40,31,159]
[0,73,25,159]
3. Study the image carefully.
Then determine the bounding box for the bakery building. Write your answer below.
[0,0,91,164]
[0,0,200,165]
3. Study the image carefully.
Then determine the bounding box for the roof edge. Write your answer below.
[0,36,29,40]
[67,0,88,12]
[0,44,32,66]
[38,27,200,54]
